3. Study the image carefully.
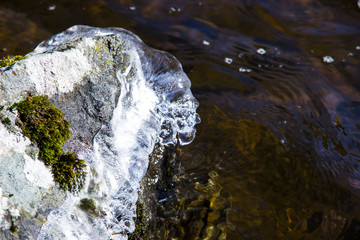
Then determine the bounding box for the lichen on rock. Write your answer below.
[0,55,26,68]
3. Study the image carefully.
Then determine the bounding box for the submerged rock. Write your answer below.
[0,25,199,239]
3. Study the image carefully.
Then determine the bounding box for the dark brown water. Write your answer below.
[2,0,360,239]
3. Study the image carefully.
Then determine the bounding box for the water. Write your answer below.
[1,0,360,239]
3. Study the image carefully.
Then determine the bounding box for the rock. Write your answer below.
[135,144,182,240]
[0,25,199,239]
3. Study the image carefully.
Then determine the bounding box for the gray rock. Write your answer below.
[0,25,199,239]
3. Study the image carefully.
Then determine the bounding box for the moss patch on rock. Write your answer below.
[10,95,87,192]
[79,198,99,217]
[52,152,87,193]
[0,55,26,68]
[9,220,18,234]
[0,105,11,126]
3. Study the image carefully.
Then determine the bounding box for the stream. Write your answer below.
[1,0,360,239]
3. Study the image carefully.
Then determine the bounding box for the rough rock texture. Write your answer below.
[135,144,183,239]
[0,25,199,239]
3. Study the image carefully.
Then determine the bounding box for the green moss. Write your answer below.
[10,95,70,165]
[1,117,11,126]
[0,105,11,127]
[0,55,26,68]
[128,202,148,240]
[52,152,87,193]
[11,95,87,192]
[79,198,99,217]
[10,221,17,233]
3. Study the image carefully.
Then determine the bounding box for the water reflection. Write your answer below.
[1,0,360,239]
[178,91,360,239]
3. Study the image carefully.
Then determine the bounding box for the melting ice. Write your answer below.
[34,25,200,239]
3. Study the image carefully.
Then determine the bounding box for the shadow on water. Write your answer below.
[1,0,360,239]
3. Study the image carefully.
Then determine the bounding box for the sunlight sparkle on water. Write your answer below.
[323,56,334,63]
[169,7,181,13]
[202,40,210,46]
[239,67,252,72]
[257,48,266,55]
[224,57,233,64]
[48,4,56,11]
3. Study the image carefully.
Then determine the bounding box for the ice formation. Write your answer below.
[25,25,200,239]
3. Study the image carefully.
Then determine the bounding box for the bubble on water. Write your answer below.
[224,57,233,64]
[202,40,210,46]
[356,46,360,50]
[323,56,334,63]
[348,52,354,56]
[129,6,136,11]
[358,0,360,8]
[239,67,252,72]
[2,47,7,52]
[238,53,244,58]
[257,48,266,55]
[48,4,56,11]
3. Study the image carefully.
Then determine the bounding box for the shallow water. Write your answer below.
[1,0,360,239]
